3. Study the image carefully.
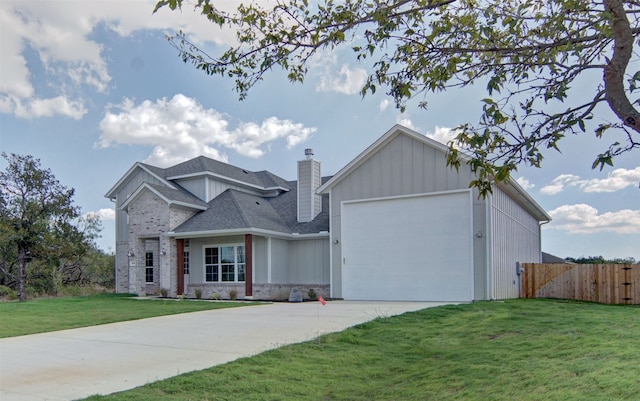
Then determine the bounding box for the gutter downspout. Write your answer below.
[110,198,118,293]
[538,220,551,262]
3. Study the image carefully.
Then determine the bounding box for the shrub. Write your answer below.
[0,285,18,300]
[308,288,317,300]
[160,288,169,298]
[211,292,221,300]
[195,289,202,299]
[229,289,237,300]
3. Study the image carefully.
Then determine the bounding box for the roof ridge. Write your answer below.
[226,190,250,228]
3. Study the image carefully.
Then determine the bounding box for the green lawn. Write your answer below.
[0,293,257,338]
[83,299,640,401]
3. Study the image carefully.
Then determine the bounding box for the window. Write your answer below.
[183,250,190,275]
[205,248,218,282]
[204,245,245,282]
[145,252,154,283]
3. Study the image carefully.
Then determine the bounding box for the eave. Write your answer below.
[166,228,330,241]
[104,163,175,200]
[120,182,208,212]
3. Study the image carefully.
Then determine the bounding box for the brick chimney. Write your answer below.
[297,149,321,223]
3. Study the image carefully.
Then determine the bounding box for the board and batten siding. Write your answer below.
[297,158,322,223]
[184,235,247,284]
[329,133,489,299]
[183,235,328,286]
[489,185,542,299]
[175,177,207,201]
[269,238,329,284]
[174,176,263,203]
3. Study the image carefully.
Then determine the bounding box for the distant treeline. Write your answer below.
[565,256,637,264]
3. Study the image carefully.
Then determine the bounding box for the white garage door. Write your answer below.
[341,191,474,302]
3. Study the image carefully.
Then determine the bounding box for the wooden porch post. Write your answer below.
[245,234,253,297]
[177,239,184,296]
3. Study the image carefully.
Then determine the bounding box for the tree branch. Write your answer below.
[603,0,640,133]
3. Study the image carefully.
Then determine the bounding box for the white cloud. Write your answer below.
[12,96,87,120]
[426,126,457,145]
[547,204,640,234]
[316,65,368,95]
[85,208,116,221]
[396,114,415,130]
[541,167,640,195]
[515,177,535,190]
[0,0,244,119]
[581,166,640,192]
[540,174,581,195]
[379,99,390,112]
[97,94,315,167]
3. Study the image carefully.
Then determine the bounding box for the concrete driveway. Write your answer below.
[0,300,449,401]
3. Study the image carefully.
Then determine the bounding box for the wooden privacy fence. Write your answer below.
[521,263,640,305]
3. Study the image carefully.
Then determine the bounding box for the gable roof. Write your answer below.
[120,182,208,211]
[105,163,176,200]
[317,124,550,222]
[106,156,292,202]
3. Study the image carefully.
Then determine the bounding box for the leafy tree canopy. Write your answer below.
[0,153,102,301]
[155,0,640,195]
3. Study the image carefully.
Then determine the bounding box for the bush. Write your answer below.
[160,288,169,298]
[195,289,202,299]
[0,285,18,300]
[229,289,237,300]
[308,288,317,300]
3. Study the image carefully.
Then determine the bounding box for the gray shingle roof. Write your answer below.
[147,183,208,209]
[174,178,331,235]
[161,156,290,190]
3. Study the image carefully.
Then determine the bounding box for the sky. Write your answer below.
[1,0,638,260]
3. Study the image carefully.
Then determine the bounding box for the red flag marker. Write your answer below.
[318,295,327,306]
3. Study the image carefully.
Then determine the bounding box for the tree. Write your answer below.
[566,255,637,264]
[0,153,100,301]
[155,0,640,194]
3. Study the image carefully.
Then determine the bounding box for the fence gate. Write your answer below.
[521,263,640,305]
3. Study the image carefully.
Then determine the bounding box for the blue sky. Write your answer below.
[1,0,638,260]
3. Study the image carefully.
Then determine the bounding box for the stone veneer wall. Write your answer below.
[184,283,330,301]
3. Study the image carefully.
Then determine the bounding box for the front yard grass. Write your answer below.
[84,299,639,401]
[0,293,258,338]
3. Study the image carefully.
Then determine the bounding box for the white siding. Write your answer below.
[253,236,268,283]
[174,177,262,202]
[490,186,542,299]
[329,133,488,299]
[270,238,329,284]
[297,158,321,222]
[176,177,207,201]
[208,179,262,201]
[185,235,245,284]
[184,236,328,286]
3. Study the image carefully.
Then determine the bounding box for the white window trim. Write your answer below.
[202,244,246,283]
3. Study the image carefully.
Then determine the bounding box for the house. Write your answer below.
[105,124,551,302]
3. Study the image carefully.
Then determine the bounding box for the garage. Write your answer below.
[341,191,474,302]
